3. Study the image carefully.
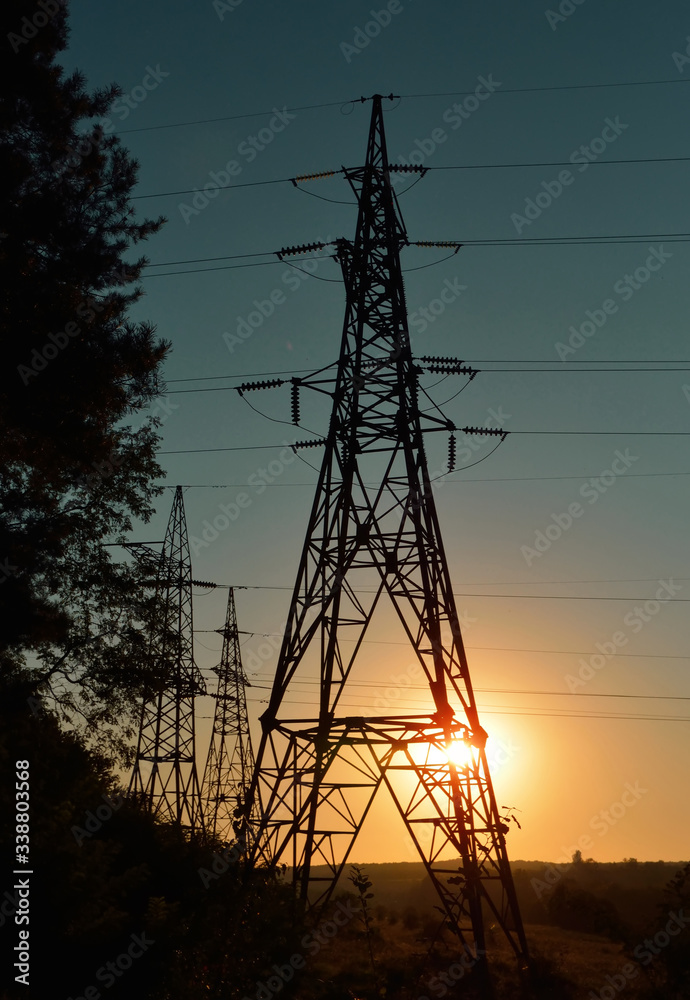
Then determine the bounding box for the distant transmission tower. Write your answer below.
[203,587,261,845]
[242,94,529,985]
[129,485,206,835]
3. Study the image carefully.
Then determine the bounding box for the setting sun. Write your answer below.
[444,738,474,769]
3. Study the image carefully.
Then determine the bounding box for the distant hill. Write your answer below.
[298,858,688,933]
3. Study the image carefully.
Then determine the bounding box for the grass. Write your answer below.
[294,915,660,999]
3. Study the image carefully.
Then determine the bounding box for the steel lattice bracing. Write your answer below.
[245,95,529,982]
[129,486,206,835]
[203,587,261,844]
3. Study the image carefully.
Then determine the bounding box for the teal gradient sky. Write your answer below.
[60,0,690,862]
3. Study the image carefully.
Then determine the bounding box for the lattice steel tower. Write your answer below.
[203,587,260,844]
[243,94,529,984]
[129,485,206,835]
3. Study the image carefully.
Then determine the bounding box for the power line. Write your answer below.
[471,360,690,364]
[246,677,690,701]
[479,708,690,722]
[133,178,292,201]
[234,636,690,661]
[141,233,690,279]
[427,155,690,172]
[160,443,289,455]
[159,430,690,455]
[167,471,690,487]
[165,362,690,384]
[148,251,275,266]
[134,160,690,203]
[239,678,690,721]
[465,368,690,373]
[401,79,690,98]
[118,99,349,134]
[196,629,690,663]
[428,642,688,661]
[465,644,689,660]
[445,234,690,247]
[113,77,690,136]
[142,232,690,257]
[510,431,690,437]
[241,692,690,723]
[167,368,316,382]
[143,260,281,278]
[192,581,689,603]
[165,367,690,394]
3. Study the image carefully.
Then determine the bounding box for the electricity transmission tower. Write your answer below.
[203,587,261,845]
[242,95,529,983]
[129,485,206,835]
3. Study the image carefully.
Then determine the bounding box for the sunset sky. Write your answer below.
[63,0,689,864]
